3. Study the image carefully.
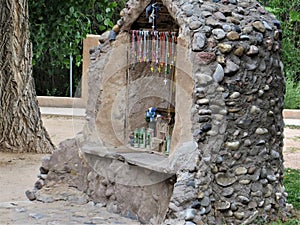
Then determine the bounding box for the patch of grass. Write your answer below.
[269,219,300,225]
[284,168,300,210]
[292,136,300,141]
[285,125,300,130]
[265,169,300,224]
[284,79,300,110]
[287,147,300,153]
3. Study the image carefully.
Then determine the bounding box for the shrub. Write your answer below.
[284,79,300,109]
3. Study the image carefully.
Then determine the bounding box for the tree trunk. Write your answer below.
[0,0,54,153]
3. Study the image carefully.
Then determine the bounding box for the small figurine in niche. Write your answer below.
[129,132,134,147]
[145,107,157,122]
[145,1,160,29]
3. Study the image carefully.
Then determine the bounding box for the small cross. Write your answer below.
[164,78,168,85]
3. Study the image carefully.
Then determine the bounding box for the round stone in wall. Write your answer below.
[227,31,240,40]
[189,20,202,30]
[225,141,240,150]
[215,173,237,187]
[213,64,224,83]
[235,167,247,175]
[212,28,226,40]
[252,21,266,33]
[218,43,233,53]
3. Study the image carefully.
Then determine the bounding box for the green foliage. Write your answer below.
[259,0,300,84]
[258,0,300,109]
[269,219,300,225]
[285,125,300,130]
[262,169,300,225]
[274,168,300,224]
[284,79,300,109]
[28,0,126,96]
[284,168,300,209]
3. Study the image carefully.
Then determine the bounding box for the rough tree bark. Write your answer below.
[0,0,54,153]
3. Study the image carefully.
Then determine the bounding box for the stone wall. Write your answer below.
[160,0,286,224]
[35,138,175,224]
[105,0,288,224]
[31,0,290,224]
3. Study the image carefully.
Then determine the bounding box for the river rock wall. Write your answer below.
[117,0,288,224]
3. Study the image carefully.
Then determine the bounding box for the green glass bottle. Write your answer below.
[134,128,139,148]
[140,127,145,148]
[146,129,151,149]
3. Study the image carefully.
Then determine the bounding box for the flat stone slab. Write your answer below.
[82,145,174,174]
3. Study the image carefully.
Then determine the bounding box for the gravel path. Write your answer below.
[0,201,140,225]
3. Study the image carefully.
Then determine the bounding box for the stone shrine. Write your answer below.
[32,0,289,224]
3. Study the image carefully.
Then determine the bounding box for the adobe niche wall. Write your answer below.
[32,0,291,225]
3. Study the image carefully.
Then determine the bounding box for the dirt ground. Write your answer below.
[0,115,299,203]
[0,116,85,203]
[283,126,300,169]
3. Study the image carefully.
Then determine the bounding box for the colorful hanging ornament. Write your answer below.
[138,31,143,62]
[157,31,161,73]
[151,31,156,72]
[147,31,151,63]
[172,32,177,65]
[165,32,169,75]
[155,31,159,65]
[170,32,175,67]
[130,30,177,75]
[160,32,165,68]
[143,31,148,62]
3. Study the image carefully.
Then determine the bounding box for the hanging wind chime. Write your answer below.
[130,1,177,85]
[130,31,176,74]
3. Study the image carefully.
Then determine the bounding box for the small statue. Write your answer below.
[145,2,160,27]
